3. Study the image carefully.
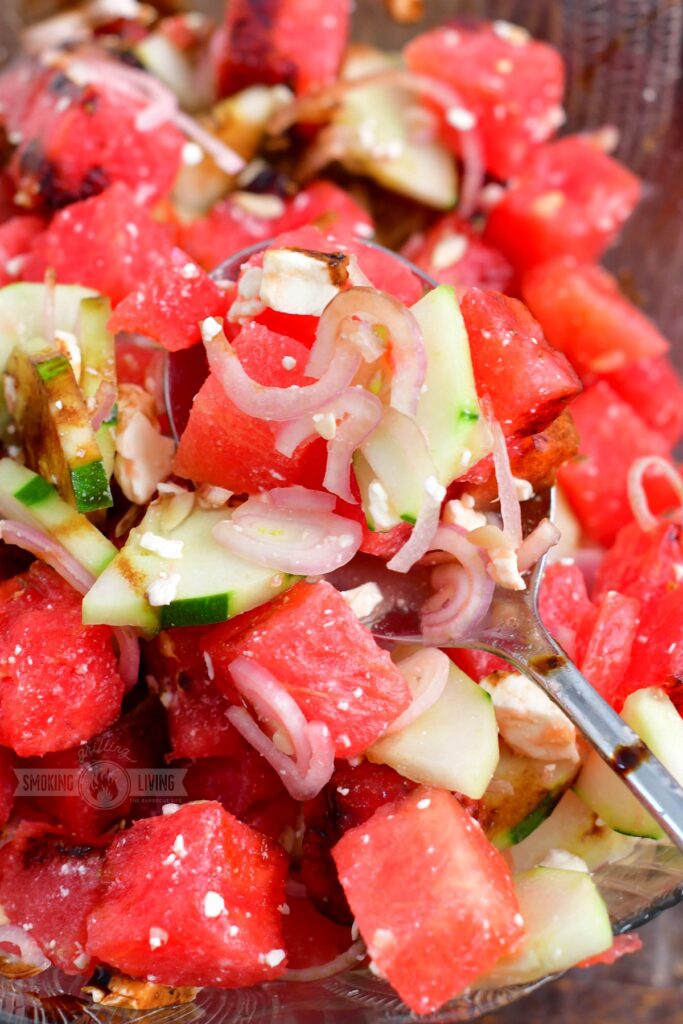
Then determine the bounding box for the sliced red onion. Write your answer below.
[174,109,245,176]
[387,475,444,574]
[0,520,139,688]
[490,418,522,549]
[90,379,117,432]
[281,938,367,982]
[385,648,449,734]
[113,626,140,692]
[627,456,683,531]
[226,658,335,801]
[214,497,362,575]
[275,417,320,459]
[0,519,95,595]
[306,289,426,417]
[202,317,360,422]
[516,518,561,573]
[421,524,495,642]
[0,925,51,978]
[270,486,337,513]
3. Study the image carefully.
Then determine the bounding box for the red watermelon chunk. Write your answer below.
[623,587,683,702]
[0,216,45,286]
[0,821,104,974]
[281,894,354,970]
[173,322,326,493]
[332,787,524,1014]
[204,580,412,757]
[404,213,514,299]
[276,180,374,239]
[522,259,669,376]
[405,22,564,181]
[484,136,640,271]
[0,565,124,757]
[577,591,640,708]
[182,754,298,841]
[178,197,275,273]
[21,182,175,306]
[461,288,582,436]
[0,746,16,827]
[215,0,351,96]
[558,382,675,546]
[108,248,229,352]
[594,520,683,608]
[86,801,289,987]
[25,698,169,842]
[598,356,683,447]
[3,64,183,211]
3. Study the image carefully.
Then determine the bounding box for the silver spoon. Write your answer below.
[165,239,683,852]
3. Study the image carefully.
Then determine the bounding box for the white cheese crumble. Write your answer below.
[416,798,431,810]
[201,316,224,341]
[172,834,187,859]
[512,476,535,501]
[539,849,590,874]
[431,233,468,271]
[54,329,82,381]
[281,355,297,370]
[424,475,447,504]
[232,191,286,219]
[481,671,579,762]
[446,106,477,131]
[180,262,200,280]
[491,20,530,45]
[140,532,184,559]
[368,479,399,530]
[149,927,169,950]
[228,266,266,322]
[260,948,286,968]
[182,141,204,166]
[312,410,337,440]
[444,498,487,532]
[341,582,383,620]
[487,547,526,591]
[147,572,181,607]
[115,387,175,505]
[260,248,348,316]
[162,803,181,815]
[203,891,226,918]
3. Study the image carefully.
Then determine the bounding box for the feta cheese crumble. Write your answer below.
[203,891,226,918]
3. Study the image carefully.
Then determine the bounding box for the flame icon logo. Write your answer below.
[78,761,131,810]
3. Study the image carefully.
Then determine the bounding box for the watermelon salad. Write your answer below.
[0,0,681,1015]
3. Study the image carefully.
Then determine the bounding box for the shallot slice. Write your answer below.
[516,518,561,573]
[490,418,522,549]
[281,938,367,982]
[0,925,51,978]
[421,524,495,642]
[202,317,360,422]
[627,456,683,532]
[385,647,450,733]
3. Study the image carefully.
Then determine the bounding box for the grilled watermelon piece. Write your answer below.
[0,564,124,756]
[0,821,104,974]
[86,801,289,987]
[204,580,411,757]
[332,787,524,1014]
[461,288,582,437]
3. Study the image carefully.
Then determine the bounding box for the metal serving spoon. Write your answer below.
[165,240,683,852]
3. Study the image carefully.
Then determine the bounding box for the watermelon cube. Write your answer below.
[108,248,229,352]
[577,591,640,708]
[599,355,683,447]
[461,288,582,437]
[86,802,289,987]
[594,520,683,609]
[522,259,669,375]
[281,894,354,971]
[0,216,45,287]
[404,213,514,299]
[0,821,104,974]
[558,382,675,546]
[0,564,124,756]
[276,180,374,239]
[484,136,640,271]
[623,587,683,703]
[332,787,524,1014]
[177,197,275,274]
[173,322,326,494]
[21,182,175,306]
[215,0,351,96]
[204,580,411,757]
[405,22,564,181]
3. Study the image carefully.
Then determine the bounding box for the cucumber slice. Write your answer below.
[0,459,117,577]
[411,285,492,485]
[367,660,499,799]
[0,282,96,378]
[83,496,299,633]
[480,743,578,850]
[510,790,637,874]
[573,687,683,840]
[357,407,437,528]
[335,47,456,209]
[78,295,117,479]
[478,867,613,988]
[6,339,112,513]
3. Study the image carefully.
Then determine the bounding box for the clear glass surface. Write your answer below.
[0,1,682,1021]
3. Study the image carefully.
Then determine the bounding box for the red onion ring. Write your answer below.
[213,497,362,575]
[0,925,51,978]
[386,478,443,574]
[421,524,495,642]
[306,289,426,418]
[270,486,337,513]
[627,456,683,532]
[385,648,450,734]
[490,418,522,549]
[281,938,367,982]
[202,318,360,422]
[226,658,335,801]
[516,518,561,573]
[90,380,117,432]
[0,519,139,688]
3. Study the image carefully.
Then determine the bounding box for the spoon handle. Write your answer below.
[509,637,683,852]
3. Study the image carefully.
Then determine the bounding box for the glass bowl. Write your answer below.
[1,1,683,1022]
